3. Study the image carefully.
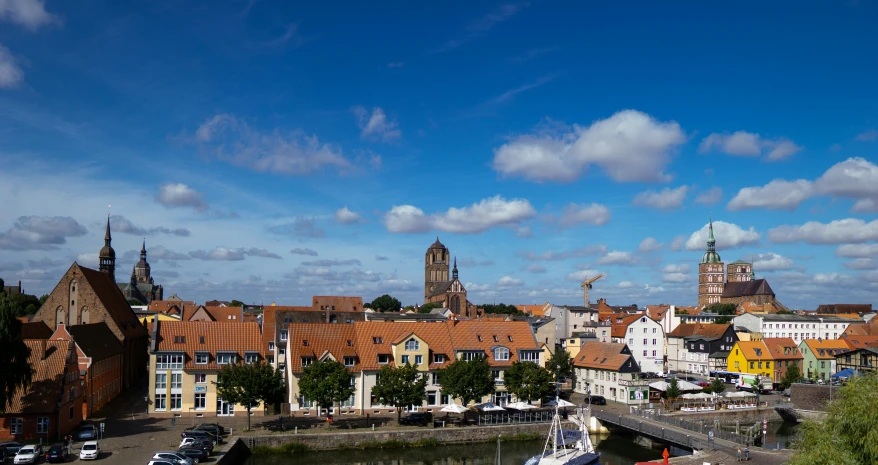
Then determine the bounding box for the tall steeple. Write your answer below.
[135,238,151,284]
[452,256,458,280]
[99,214,116,282]
[701,215,721,264]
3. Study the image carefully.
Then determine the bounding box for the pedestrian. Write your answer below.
[736,448,742,462]
[744,446,750,461]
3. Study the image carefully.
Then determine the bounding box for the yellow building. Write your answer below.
[562,337,585,360]
[137,311,181,327]
[727,341,774,380]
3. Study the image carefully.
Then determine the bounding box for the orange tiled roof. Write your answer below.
[762,338,803,361]
[78,265,146,339]
[154,321,262,370]
[448,319,539,367]
[610,312,646,338]
[149,299,197,314]
[183,305,244,322]
[4,339,72,413]
[573,341,638,371]
[668,323,731,340]
[734,341,773,361]
[841,335,878,350]
[288,323,359,373]
[647,305,670,321]
[802,339,851,359]
[356,321,455,371]
[516,303,551,316]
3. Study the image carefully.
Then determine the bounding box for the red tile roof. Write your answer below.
[610,313,646,338]
[356,321,455,371]
[573,341,638,371]
[183,306,244,322]
[287,324,359,373]
[20,321,52,339]
[154,321,262,370]
[448,320,539,368]
[841,335,878,349]
[802,339,851,359]
[762,338,803,361]
[4,339,73,414]
[667,323,731,340]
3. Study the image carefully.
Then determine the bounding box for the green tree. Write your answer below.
[371,363,428,422]
[776,309,794,315]
[780,363,802,389]
[545,349,574,381]
[229,300,245,308]
[127,299,143,306]
[297,360,355,419]
[705,303,737,315]
[715,316,733,325]
[665,377,682,399]
[369,294,402,313]
[214,362,286,430]
[417,302,443,314]
[790,372,878,465]
[38,294,49,306]
[503,361,554,403]
[0,295,34,413]
[480,303,524,316]
[438,356,495,407]
[709,377,725,394]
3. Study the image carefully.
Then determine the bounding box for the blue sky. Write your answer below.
[1,0,877,309]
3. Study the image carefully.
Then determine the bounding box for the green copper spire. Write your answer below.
[701,216,722,264]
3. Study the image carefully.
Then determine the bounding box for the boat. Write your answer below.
[524,396,600,465]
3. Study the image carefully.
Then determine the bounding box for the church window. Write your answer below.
[405,338,420,351]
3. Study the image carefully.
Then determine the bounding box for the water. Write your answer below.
[245,435,669,465]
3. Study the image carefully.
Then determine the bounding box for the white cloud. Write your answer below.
[0,0,56,30]
[727,179,813,211]
[491,110,686,183]
[111,215,190,237]
[383,196,536,234]
[553,203,610,227]
[616,281,636,289]
[855,129,878,142]
[496,276,523,287]
[189,247,281,261]
[637,237,663,253]
[632,186,688,210]
[0,216,88,250]
[156,183,208,211]
[192,113,354,175]
[465,282,492,292]
[694,187,723,205]
[852,198,878,213]
[0,44,24,88]
[835,244,878,258]
[566,269,603,283]
[518,245,607,261]
[661,264,690,283]
[458,257,494,267]
[843,258,878,270]
[684,221,760,251]
[290,248,318,256]
[596,251,637,266]
[516,227,533,238]
[768,219,878,245]
[334,206,367,225]
[813,158,878,211]
[698,131,802,161]
[353,106,401,142]
[745,253,793,271]
[301,259,362,267]
[670,235,685,251]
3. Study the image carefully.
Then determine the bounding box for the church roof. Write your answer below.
[427,280,454,297]
[721,279,775,298]
[428,236,447,250]
[77,264,146,339]
[68,323,124,362]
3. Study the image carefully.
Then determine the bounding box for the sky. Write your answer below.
[1,0,877,309]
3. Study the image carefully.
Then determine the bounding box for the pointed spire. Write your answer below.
[141,239,146,254]
[104,214,112,245]
[452,256,458,279]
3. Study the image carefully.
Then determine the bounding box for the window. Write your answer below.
[494,347,510,361]
[245,353,259,364]
[700,344,705,350]
[766,362,771,369]
[643,339,648,345]
[492,369,502,381]
[155,394,167,411]
[507,335,513,342]
[758,362,763,369]
[195,352,208,364]
[303,340,309,346]
[629,338,633,345]
[199,336,205,344]
[170,394,182,410]
[520,351,539,363]
[493,335,499,342]
[821,361,825,368]
[155,353,184,369]
[171,373,182,389]
[268,355,274,364]
[461,351,483,361]
[401,355,410,364]
[194,373,207,383]
[378,354,390,364]
[629,328,633,334]
[653,328,657,333]
[37,417,49,434]
[344,356,355,367]
[652,350,657,357]
[279,348,286,356]
[155,373,167,389]
[10,417,22,434]
[268,341,275,351]
[280,330,288,341]
[415,354,423,365]
[194,393,206,410]
[426,391,437,405]
[69,405,75,421]
[373,336,383,344]
[302,356,314,366]
[434,354,446,364]
[405,338,420,351]
[217,353,236,365]
[174,336,186,344]
[643,350,648,356]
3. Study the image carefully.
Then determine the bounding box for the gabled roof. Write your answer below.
[573,341,638,371]
[668,323,731,341]
[154,321,262,370]
[842,335,878,350]
[448,320,539,367]
[68,323,124,361]
[721,279,775,298]
[3,339,72,414]
[647,305,670,321]
[77,265,146,339]
[355,321,455,371]
[288,323,358,373]
[21,321,52,339]
[610,313,648,338]
[733,341,773,361]
[183,305,244,322]
[427,280,453,297]
[148,299,197,314]
[801,339,850,359]
[762,338,803,361]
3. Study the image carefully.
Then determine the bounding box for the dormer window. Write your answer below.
[477,335,483,342]
[373,337,383,344]
[378,354,389,364]
[280,330,288,341]
[405,338,420,351]
[494,347,510,361]
[174,336,185,344]
[347,340,353,346]
[493,335,499,342]
[507,335,513,342]
[303,340,309,346]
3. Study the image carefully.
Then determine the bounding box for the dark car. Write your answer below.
[179,437,213,454]
[398,413,428,426]
[77,424,97,441]
[181,430,218,445]
[587,395,607,405]
[178,447,208,462]
[0,443,25,455]
[192,425,221,441]
[193,423,225,435]
[45,443,68,463]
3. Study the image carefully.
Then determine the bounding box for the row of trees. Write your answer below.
[364,294,527,316]
[0,278,47,317]
[0,283,35,414]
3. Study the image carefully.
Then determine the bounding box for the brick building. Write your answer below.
[50,323,124,418]
[423,238,478,317]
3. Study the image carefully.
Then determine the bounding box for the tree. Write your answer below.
[665,377,682,399]
[369,294,402,313]
[715,316,733,325]
[545,349,574,381]
[776,309,794,315]
[709,377,725,394]
[297,360,355,419]
[371,363,428,422]
[790,372,878,465]
[503,361,554,403]
[705,303,737,315]
[417,302,443,314]
[214,362,286,430]
[780,363,802,390]
[438,356,495,407]
[38,294,49,306]
[480,303,524,316]
[0,295,33,413]
[229,300,245,308]
[127,299,143,306]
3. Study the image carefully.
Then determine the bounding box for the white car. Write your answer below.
[79,441,101,460]
[14,445,42,464]
[152,451,194,465]
[178,437,201,449]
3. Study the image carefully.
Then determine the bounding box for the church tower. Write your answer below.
[697,217,724,305]
[424,237,450,301]
[99,215,116,283]
[134,239,152,284]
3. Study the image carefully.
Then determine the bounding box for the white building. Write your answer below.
[733,313,862,344]
[610,313,665,374]
[573,341,649,405]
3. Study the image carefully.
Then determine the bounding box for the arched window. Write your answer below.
[451,296,460,314]
[69,280,79,324]
[405,338,419,351]
[55,306,66,326]
[81,307,89,324]
[494,347,510,361]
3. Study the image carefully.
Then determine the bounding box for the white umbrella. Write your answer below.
[506,401,537,410]
[475,402,506,412]
[545,399,576,408]
[440,404,468,413]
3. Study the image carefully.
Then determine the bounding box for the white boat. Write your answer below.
[524,399,600,465]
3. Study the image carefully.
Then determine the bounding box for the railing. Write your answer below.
[591,408,751,447]
[477,410,555,425]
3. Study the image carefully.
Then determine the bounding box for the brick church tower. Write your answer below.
[698,217,724,305]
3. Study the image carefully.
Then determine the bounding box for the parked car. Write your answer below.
[191,425,221,442]
[177,447,208,462]
[79,441,101,460]
[178,437,213,453]
[152,451,194,465]
[147,462,176,465]
[193,423,225,435]
[77,424,98,441]
[1,443,25,455]
[180,430,217,445]
[399,413,428,426]
[14,445,43,465]
[45,443,68,463]
[587,395,607,405]
[695,381,710,388]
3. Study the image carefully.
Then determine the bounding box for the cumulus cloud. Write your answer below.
[0,216,87,250]
[551,203,611,227]
[566,269,603,283]
[632,186,688,210]
[192,113,354,175]
[497,276,523,287]
[684,221,760,251]
[670,235,685,251]
[352,106,401,142]
[835,244,878,258]
[301,259,362,267]
[768,219,878,245]
[111,215,190,237]
[290,248,318,256]
[596,251,637,266]
[661,264,690,283]
[156,183,208,211]
[0,44,24,88]
[189,247,282,261]
[291,266,380,283]
[518,245,607,261]
[0,0,57,30]
[383,196,536,234]
[843,258,878,270]
[698,131,802,161]
[813,158,878,212]
[465,282,493,292]
[727,179,813,211]
[491,110,686,183]
[637,237,663,253]
[694,187,723,205]
[268,217,326,238]
[334,206,367,225]
[744,253,794,271]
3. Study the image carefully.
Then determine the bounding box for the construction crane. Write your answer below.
[580,273,604,307]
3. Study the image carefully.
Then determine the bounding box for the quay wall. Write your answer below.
[790,384,832,412]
